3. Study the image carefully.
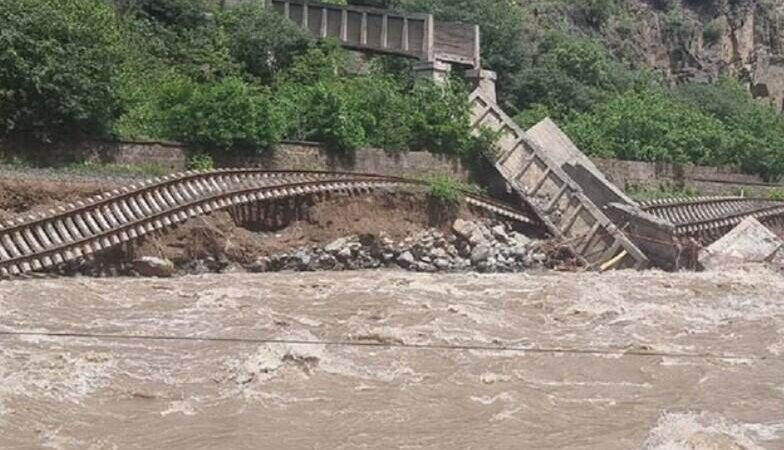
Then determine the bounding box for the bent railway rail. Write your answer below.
[640,196,784,242]
[0,170,538,277]
[639,196,784,225]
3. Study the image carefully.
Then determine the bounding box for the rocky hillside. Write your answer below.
[610,0,784,111]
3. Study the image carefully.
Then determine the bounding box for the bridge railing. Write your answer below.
[267,0,479,67]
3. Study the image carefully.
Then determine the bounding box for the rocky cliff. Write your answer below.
[603,0,784,110]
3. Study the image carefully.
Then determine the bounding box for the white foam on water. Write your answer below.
[160,400,197,417]
[642,411,778,450]
[768,335,784,356]
[470,392,514,406]
[0,348,115,425]
[223,329,420,402]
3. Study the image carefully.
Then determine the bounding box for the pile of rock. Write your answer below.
[250,219,546,274]
[53,219,546,277]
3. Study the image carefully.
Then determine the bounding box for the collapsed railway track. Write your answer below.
[639,196,784,226]
[640,196,784,242]
[0,170,539,277]
[3,166,783,277]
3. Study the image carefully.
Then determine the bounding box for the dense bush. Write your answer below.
[219,4,310,84]
[114,0,217,28]
[0,0,122,139]
[154,76,282,150]
[407,81,474,155]
[508,33,643,123]
[675,79,784,180]
[117,1,237,82]
[275,43,476,155]
[575,0,619,27]
[564,88,734,164]
[556,76,784,181]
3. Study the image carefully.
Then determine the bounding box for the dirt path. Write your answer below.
[1,268,783,449]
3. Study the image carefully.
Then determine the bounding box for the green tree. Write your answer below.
[0,0,122,139]
[117,0,236,82]
[508,33,640,121]
[408,80,473,155]
[675,78,784,180]
[220,3,311,84]
[114,0,217,28]
[564,88,733,165]
[155,76,282,150]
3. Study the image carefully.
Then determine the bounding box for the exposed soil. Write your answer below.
[0,174,542,276]
[0,177,120,221]
[106,191,529,268]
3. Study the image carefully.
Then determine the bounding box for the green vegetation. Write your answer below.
[187,153,215,171]
[769,189,784,201]
[1,0,480,160]
[427,174,462,204]
[425,174,485,204]
[4,0,784,182]
[564,88,733,164]
[403,0,784,181]
[674,79,784,180]
[0,0,122,139]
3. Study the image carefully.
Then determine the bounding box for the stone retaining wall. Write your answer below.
[4,138,781,196]
[212,141,473,181]
[593,158,783,197]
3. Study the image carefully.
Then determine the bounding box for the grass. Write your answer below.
[0,149,171,178]
[186,153,215,171]
[428,174,461,204]
[425,174,486,204]
[768,189,784,201]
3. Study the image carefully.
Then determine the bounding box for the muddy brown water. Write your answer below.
[1,268,783,449]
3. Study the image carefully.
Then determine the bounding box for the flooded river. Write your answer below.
[1,268,783,449]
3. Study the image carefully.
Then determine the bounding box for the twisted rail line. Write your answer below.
[639,195,784,242]
[639,196,783,225]
[0,170,538,277]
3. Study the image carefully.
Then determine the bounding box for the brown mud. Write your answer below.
[129,191,486,265]
[0,175,543,274]
[1,268,782,449]
[0,177,115,220]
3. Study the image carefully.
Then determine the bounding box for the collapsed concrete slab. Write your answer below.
[606,202,695,271]
[527,118,635,210]
[525,119,705,270]
[698,217,783,269]
[469,93,649,269]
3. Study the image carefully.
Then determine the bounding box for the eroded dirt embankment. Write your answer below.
[0,177,118,220]
[0,175,556,277]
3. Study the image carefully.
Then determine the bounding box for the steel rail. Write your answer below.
[641,196,784,226]
[0,172,538,276]
[673,203,784,236]
[0,169,412,234]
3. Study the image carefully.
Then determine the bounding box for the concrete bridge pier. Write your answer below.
[466,69,497,103]
[414,61,453,85]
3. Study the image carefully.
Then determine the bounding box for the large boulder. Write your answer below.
[133,256,176,278]
[325,237,351,254]
[470,244,492,265]
[698,217,783,269]
[397,251,416,268]
[452,219,477,242]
